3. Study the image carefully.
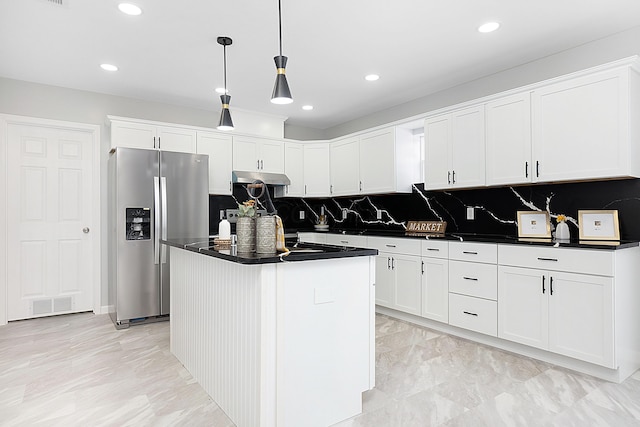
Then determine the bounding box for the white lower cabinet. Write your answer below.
[369,237,422,315]
[449,293,497,336]
[498,265,614,368]
[421,240,449,323]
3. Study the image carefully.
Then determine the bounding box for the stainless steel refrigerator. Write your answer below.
[108,147,209,329]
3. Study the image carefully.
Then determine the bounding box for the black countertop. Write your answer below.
[297,228,639,250]
[162,238,378,265]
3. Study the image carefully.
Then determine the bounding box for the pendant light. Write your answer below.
[217,36,234,131]
[271,0,293,104]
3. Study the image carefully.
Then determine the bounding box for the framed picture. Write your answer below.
[578,210,620,240]
[517,211,551,238]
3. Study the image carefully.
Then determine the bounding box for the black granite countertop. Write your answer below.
[162,238,378,264]
[297,228,639,250]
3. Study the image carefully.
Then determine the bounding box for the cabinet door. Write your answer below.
[196,131,233,195]
[284,142,304,197]
[532,69,628,182]
[421,257,448,323]
[110,121,156,149]
[486,93,532,186]
[259,140,285,173]
[374,254,394,308]
[497,266,548,349]
[359,129,396,194]
[450,105,485,188]
[547,271,614,368]
[393,254,422,316]
[156,126,197,153]
[303,143,330,197]
[330,138,360,196]
[232,137,259,171]
[424,114,451,190]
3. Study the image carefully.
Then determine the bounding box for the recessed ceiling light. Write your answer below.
[215,87,228,94]
[100,63,118,71]
[302,105,313,111]
[478,22,500,33]
[118,3,142,16]
[365,74,379,81]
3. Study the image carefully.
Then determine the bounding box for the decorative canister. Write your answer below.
[236,217,256,253]
[555,214,570,242]
[256,215,277,254]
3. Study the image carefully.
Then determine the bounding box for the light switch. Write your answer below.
[342,208,348,220]
[467,207,475,220]
[299,210,305,220]
[376,209,382,220]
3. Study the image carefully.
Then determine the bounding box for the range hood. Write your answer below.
[232,170,291,186]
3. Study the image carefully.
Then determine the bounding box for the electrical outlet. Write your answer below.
[226,209,239,223]
[342,208,348,220]
[299,210,305,220]
[376,209,382,220]
[466,207,475,220]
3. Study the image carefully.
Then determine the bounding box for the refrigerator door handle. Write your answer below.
[154,176,161,265]
[161,176,168,264]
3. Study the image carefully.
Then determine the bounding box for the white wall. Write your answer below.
[318,25,640,140]
[0,80,284,312]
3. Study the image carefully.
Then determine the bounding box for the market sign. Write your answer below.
[405,220,447,236]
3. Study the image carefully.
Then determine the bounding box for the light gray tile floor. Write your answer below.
[1,312,639,426]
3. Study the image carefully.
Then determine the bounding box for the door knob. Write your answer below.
[83,227,90,234]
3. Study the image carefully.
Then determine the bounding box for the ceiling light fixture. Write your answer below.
[271,0,293,104]
[100,63,118,71]
[478,22,500,33]
[365,74,380,81]
[118,3,142,16]
[215,87,227,94]
[216,36,234,131]
[302,105,313,111]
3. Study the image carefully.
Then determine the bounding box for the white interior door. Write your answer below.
[6,123,94,320]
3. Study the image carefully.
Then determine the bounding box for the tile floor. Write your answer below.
[1,312,639,426]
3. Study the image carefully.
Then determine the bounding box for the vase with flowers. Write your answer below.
[555,214,570,242]
[236,200,257,252]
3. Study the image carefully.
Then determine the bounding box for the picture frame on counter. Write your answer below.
[578,209,620,240]
[517,210,551,238]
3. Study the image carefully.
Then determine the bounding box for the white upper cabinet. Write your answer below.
[424,105,485,190]
[486,92,533,186]
[360,127,419,194]
[283,142,305,197]
[196,131,233,195]
[330,137,360,196]
[232,135,285,174]
[110,119,196,153]
[303,143,331,197]
[532,67,640,182]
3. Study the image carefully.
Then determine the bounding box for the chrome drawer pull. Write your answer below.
[463,277,478,281]
[537,257,558,262]
[463,311,478,317]
[463,251,478,255]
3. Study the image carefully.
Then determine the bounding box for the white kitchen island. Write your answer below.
[165,239,377,427]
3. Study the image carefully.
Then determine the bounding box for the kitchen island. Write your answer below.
[163,238,378,427]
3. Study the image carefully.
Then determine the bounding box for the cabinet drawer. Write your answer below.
[449,242,497,264]
[421,240,449,259]
[449,293,497,337]
[325,234,368,248]
[449,260,497,300]
[498,244,613,276]
[367,236,421,255]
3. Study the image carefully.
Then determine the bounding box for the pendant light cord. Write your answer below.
[223,44,227,92]
[278,0,283,56]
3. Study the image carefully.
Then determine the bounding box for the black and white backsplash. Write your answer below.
[210,179,640,241]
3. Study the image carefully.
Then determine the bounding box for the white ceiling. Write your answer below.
[2,0,640,131]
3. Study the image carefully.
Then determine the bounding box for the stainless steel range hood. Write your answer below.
[232,170,291,186]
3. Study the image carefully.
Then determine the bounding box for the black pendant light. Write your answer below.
[271,0,293,104]
[217,36,234,131]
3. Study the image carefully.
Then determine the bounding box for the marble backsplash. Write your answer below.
[210,178,640,241]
